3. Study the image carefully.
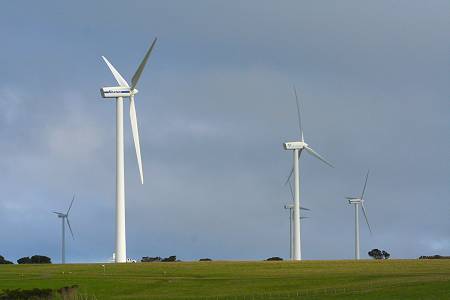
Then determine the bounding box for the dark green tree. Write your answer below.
[30,255,51,264]
[161,256,177,262]
[0,255,13,264]
[17,257,32,264]
[368,249,384,259]
[266,257,283,261]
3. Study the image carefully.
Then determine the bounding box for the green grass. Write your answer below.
[0,260,449,299]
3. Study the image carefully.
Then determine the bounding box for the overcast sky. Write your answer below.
[0,1,448,263]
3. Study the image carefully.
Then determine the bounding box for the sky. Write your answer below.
[0,1,449,263]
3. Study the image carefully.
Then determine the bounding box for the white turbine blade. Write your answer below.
[52,211,63,215]
[66,217,75,240]
[361,170,370,199]
[300,216,309,219]
[361,203,372,235]
[284,167,294,186]
[300,207,311,211]
[292,85,304,142]
[284,151,302,185]
[304,146,334,168]
[66,195,75,215]
[101,56,130,87]
[288,180,294,201]
[130,95,144,184]
[131,38,157,90]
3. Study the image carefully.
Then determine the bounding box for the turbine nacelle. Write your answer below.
[100,87,138,98]
[283,141,308,150]
[53,211,67,218]
[347,197,363,204]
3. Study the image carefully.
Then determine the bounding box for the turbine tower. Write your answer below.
[283,86,333,261]
[346,170,372,260]
[53,195,75,264]
[284,182,310,260]
[284,204,309,260]
[100,38,157,263]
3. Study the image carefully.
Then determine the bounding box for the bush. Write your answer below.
[266,257,283,261]
[141,256,161,262]
[0,288,53,299]
[161,256,177,262]
[17,257,32,264]
[199,258,212,261]
[0,285,79,299]
[368,249,390,260]
[419,255,450,259]
[141,255,178,262]
[17,255,51,264]
[0,255,13,264]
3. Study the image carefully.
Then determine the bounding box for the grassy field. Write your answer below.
[0,260,449,299]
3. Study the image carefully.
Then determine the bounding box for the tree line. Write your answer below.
[0,255,51,264]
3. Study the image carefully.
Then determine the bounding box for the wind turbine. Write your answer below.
[283,86,333,260]
[53,195,75,264]
[346,170,372,260]
[100,38,157,263]
[284,182,310,260]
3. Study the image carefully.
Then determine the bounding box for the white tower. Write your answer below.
[53,195,75,264]
[346,170,372,260]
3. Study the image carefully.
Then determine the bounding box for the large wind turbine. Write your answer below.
[346,170,372,260]
[283,86,333,260]
[53,195,75,264]
[100,38,157,263]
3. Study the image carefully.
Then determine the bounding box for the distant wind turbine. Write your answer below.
[346,170,372,260]
[53,195,75,264]
[100,38,157,263]
[283,86,333,261]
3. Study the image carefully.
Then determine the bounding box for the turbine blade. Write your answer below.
[284,167,294,186]
[66,195,75,215]
[292,85,304,142]
[101,56,130,87]
[131,38,157,90]
[300,207,311,211]
[284,151,302,185]
[66,217,74,240]
[288,180,294,202]
[361,170,370,199]
[130,95,144,184]
[361,203,372,235]
[304,146,334,168]
[52,211,63,215]
[300,216,309,219]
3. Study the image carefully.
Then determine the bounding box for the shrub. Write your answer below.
[199,258,212,261]
[17,255,51,264]
[0,255,13,264]
[161,256,177,262]
[0,288,53,299]
[30,255,51,264]
[368,249,390,259]
[141,256,162,262]
[419,255,450,259]
[17,257,32,264]
[266,257,283,261]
